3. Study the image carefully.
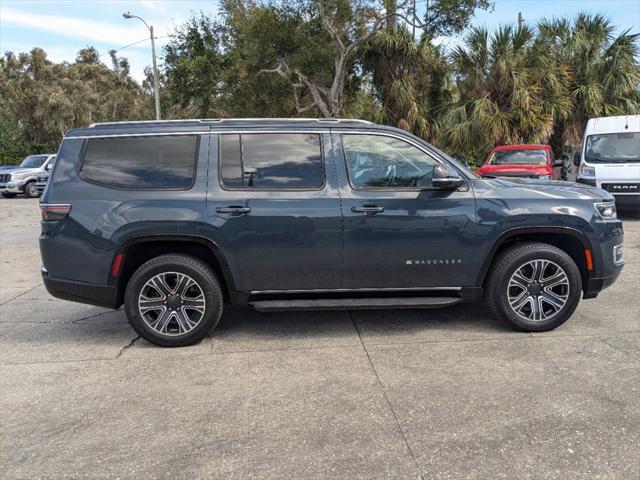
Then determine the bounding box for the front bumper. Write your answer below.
[583,269,622,299]
[612,194,640,207]
[576,177,597,187]
[583,220,624,299]
[42,268,119,309]
[0,180,26,193]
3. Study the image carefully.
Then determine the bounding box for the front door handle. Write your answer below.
[216,206,251,214]
[351,205,385,215]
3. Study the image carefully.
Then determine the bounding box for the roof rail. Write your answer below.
[88,118,374,127]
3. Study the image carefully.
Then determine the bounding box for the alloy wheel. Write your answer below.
[138,272,206,336]
[507,259,570,322]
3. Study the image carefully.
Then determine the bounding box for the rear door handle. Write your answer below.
[351,206,384,214]
[216,206,251,214]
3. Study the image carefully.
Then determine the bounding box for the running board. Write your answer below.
[249,296,463,312]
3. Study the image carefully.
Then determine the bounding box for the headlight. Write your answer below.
[594,201,617,220]
[538,175,551,180]
[580,163,595,177]
[11,172,28,180]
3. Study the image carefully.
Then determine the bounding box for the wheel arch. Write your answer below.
[114,235,236,307]
[478,227,593,291]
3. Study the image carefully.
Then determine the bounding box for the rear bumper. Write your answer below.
[42,268,119,309]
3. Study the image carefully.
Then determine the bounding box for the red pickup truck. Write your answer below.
[476,144,564,180]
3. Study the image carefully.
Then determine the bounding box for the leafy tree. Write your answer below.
[163,14,225,118]
[0,47,151,163]
[420,0,493,38]
[0,113,32,164]
[256,0,397,117]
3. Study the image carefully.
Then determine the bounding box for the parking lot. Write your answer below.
[0,197,638,479]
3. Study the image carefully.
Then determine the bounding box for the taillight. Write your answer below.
[40,203,71,221]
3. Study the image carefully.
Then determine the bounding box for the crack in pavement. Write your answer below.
[0,283,43,306]
[349,311,425,480]
[599,337,640,362]
[0,309,124,325]
[3,329,638,366]
[115,336,141,359]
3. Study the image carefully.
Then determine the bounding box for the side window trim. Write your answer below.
[76,134,200,191]
[218,132,327,191]
[339,132,444,192]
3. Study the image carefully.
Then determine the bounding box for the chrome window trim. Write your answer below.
[70,131,211,139]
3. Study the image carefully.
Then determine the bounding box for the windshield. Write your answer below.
[585,132,640,163]
[19,155,48,168]
[488,150,548,165]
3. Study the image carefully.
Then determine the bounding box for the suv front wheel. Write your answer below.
[124,254,224,347]
[486,242,582,331]
[24,181,39,198]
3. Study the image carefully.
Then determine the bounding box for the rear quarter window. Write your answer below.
[79,135,199,189]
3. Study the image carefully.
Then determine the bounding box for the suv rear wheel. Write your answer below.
[486,242,582,331]
[124,254,223,347]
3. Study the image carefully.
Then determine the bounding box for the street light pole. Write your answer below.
[123,12,161,120]
[149,25,161,120]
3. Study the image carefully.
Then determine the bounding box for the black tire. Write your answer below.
[23,181,38,198]
[124,254,224,347]
[1,192,17,198]
[485,242,582,332]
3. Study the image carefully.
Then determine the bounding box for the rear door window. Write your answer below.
[80,135,198,189]
[220,133,324,189]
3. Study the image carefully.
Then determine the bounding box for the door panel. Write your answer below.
[333,132,476,289]
[205,132,343,292]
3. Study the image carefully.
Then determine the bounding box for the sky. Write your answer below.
[1,0,639,83]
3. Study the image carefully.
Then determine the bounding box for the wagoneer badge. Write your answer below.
[406,259,462,265]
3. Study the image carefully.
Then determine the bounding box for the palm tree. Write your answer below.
[363,25,452,141]
[538,14,640,151]
[440,25,563,163]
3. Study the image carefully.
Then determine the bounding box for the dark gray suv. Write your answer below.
[40,119,624,347]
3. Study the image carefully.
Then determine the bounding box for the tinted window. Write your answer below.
[488,150,548,165]
[342,134,438,189]
[20,155,48,168]
[220,133,323,189]
[220,134,243,187]
[81,135,198,189]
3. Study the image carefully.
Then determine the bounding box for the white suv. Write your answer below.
[0,154,55,198]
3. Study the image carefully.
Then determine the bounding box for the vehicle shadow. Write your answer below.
[212,302,514,344]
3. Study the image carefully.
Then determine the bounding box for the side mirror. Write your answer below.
[553,159,564,167]
[46,163,53,171]
[573,151,581,167]
[432,164,465,190]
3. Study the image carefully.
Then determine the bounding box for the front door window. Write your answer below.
[341,134,438,189]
